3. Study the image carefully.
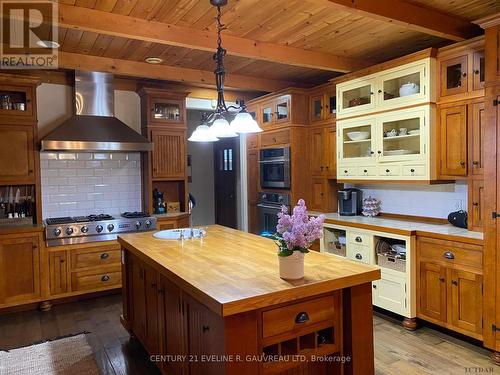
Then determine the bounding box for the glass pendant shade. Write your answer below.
[188,125,219,142]
[210,117,238,138]
[230,112,263,134]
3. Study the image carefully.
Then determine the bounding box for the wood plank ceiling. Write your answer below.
[55,0,498,91]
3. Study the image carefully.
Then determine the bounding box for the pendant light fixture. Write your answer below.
[188,113,220,142]
[188,0,262,142]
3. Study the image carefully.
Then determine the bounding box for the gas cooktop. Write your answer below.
[44,212,157,246]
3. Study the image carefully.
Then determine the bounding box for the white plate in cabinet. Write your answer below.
[373,271,408,317]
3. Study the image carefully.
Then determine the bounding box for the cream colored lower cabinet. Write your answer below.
[337,106,436,181]
[321,223,415,318]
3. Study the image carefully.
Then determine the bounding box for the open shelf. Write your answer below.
[383,134,419,140]
[343,138,372,144]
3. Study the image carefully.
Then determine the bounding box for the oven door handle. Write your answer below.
[256,203,284,210]
[258,159,289,164]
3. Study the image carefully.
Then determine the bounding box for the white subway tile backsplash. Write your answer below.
[41,152,142,218]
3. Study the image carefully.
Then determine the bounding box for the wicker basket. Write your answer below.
[377,253,406,272]
[327,241,346,257]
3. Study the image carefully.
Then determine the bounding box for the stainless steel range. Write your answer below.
[44,212,157,246]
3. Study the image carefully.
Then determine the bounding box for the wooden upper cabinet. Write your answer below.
[275,95,291,125]
[0,84,36,124]
[472,50,485,91]
[450,269,482,336]
[325,127,337,179]
[0,125,35,184]
[151,129,186,180]
[310,94,324,124]
[440,55,468,97]
[470,101,485,176]
[418,261,447,323]
[309,87,337,124]
[310,128,326,177]
[0,234,41,307]
[439,104,467,177]
[140,88,187,126]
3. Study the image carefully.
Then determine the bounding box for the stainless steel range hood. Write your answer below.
[41,71,152,152]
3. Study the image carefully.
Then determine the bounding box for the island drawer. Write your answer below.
[71,266,122,292]
[417,237,483,270]
[260,129,290,147]
[71,245,121,270]
[347,232,372,246]
[262,295,337,339]
[346,245,370,264]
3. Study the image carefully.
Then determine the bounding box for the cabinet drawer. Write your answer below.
[358,166,377,177]
[71,246,121,270]
[260,130,290,147]
[339,166,357,177]
[262,295,336,338]
[379,166,401,177]
[346,244,370,264]
[417,237,482,270]
[246,134,258,149]
[71,266,122,292]
[402,164,426,177]
[347,231,372,246]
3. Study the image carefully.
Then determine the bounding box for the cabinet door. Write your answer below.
[337,79,376,117]
[184,294,224,375]
[158,275,185,375]
[470,101,485,176]
[0,125,35,184]
[373,272,407,316]
[378,62,427,108]
[0,85,35,123]
[310,128,326,177]
[419,262,447,322]
[469,178,485,232]
[326,91,336,119]
[247,149,259,203]
[310,178,327,211]
[49,250,68,295]
[440,55,468,97]
[310,94,324,123]
[131,258,147,341]
[275,95,291,124]
[248,202,259,235]
[472,50,485,91]
[0,235,40,306]
[338,117,376,163]
[325,127,337,179]
[151,129,186,179]
[439,105,467,176]
[144,264,159,353]
[261,103,274,126]
[450,269,482,335]
[149,97,184,125]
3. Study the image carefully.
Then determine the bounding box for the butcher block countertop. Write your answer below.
[118,225,380,317]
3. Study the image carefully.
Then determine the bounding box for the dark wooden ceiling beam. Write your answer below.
[56,4,370,73]
[57,52,299,92]
[312,0,482,41]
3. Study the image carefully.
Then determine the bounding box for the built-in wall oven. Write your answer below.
[259,147,291,189]
[257,192,290,235]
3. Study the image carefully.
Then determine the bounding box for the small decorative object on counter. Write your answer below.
[167,201,180,213]
[267,199,325,280]
[153,188,166,214]
[362,196,381,217]
[448,210,467,229]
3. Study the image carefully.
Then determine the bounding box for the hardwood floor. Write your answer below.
[0,294,494,375]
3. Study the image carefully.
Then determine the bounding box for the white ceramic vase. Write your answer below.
[279,251,305,280]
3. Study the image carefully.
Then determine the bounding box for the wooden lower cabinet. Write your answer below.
[0,233,41,307]
[157,215,190,230]
[469,178,484,231]
[417,237,483,339]
[49,250,69,295]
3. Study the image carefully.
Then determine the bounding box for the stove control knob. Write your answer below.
[278,196,283,202]
[135,221,141,229]
[261,194,267,199]
[145,220,152,228]
[53,228,61,236]
[96,225,103,233]
[66,227,74,235]
[81,226,89,233]
[107,224,114,232]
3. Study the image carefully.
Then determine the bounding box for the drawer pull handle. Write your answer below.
[372,284,377,289]
[202,325,210,332]
[364,169,368,173]
[101,275,110,282]
[295,312,310,324]
[410,168,415,173]
[355,236,362,243]
[452,280,458,286]
[443,251,455,259]
[100,253,109,259]
[355,253,363,260]
[439,276,445,283]
[385,169,390,173]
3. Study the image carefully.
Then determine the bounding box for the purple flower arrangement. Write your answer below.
[271,199,325,257]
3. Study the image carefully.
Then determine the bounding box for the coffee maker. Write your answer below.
[338,188,363,216]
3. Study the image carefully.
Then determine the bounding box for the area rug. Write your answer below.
[0,333,99,374]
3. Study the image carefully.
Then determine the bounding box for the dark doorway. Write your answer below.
[214,137,238,228]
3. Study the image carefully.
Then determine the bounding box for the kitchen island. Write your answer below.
[118,225,380,375]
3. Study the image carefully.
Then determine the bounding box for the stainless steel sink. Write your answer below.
[153,228,206,240]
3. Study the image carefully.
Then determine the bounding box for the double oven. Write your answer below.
[257,147,291,234]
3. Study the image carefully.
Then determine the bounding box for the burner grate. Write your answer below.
[45,217,75,225]
[121,211,149,218]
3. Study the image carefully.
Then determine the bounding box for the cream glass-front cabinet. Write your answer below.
[337,106,436,181]
[336,58,436,119]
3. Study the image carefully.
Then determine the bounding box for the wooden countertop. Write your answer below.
[308,212,483,245]
[153,212,190,219]
[118,225,380,317]
[0,224,44,235]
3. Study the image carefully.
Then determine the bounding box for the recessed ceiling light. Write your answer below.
[36,40,60,48]
[145,57,163,64]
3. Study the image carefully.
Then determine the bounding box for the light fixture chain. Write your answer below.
[214,4,227,113]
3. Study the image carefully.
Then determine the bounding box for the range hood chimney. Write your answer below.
[41,71,153,152]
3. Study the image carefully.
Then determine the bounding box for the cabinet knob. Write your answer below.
[157,288,165,294]
[100,252,109,259]
[378,89,382,93]
[459,161,466,167]
[443,251,455,259]
[60,259,65,263]
[472,161,479,166]
[325,166,329,170]
[202,325,210,332]
[439,276,445,283]
[370,92,374,95]
[320,166,324,171]
[372,284,377,289]
[355,236,362,243]
[462,72,467,77]
[28,169,33,174]
[410,168,415,173]
[452,280,458,286]
[295,311,310,323]
[344,170,348,173]
[474,70,480,75]
[370,151,375,155]
[378,150,382,154]
[101,275,110,282]
[472,202,479,206]
[363,169,368,173]
[385,169,390,173]
[355,253,363,260]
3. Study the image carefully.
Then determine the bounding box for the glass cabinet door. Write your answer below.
[338,80,375,115]
[379,64,425,106]
[275,96,290,124]
[327,93,336,119]
[0,86,34,118]
[473,50,485,91]
[378,110,425,162]
[339,119,375,162]
[440,55,468,96]
[310,95,324,123]
[151,98,183,123]
[261,105,273,125]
